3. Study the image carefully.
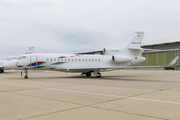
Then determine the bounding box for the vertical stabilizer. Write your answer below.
[127,32,144,49]
[25,46,34,54]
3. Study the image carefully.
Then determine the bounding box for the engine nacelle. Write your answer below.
[112,55,132,63]
[103,47,120,55]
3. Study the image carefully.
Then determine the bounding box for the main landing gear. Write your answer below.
[0,70,4,73]
[23,70,28,79]
[93,72,101,78]
[81,72,92,77]
[81,71,101,78]
[86,72,91,77]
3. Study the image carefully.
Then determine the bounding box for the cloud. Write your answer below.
[0,0,180,59]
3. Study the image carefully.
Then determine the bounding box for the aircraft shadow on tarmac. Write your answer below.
[23,75,180,83]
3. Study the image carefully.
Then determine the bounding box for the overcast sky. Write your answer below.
[0,0,180,59]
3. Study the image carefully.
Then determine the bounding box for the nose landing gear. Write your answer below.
[23,70,28,79]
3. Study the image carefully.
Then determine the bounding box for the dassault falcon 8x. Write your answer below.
[3,32,178,79]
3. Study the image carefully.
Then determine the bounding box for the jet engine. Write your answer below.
[112,55,132,63]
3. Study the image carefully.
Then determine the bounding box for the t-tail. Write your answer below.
[25,46,34,54]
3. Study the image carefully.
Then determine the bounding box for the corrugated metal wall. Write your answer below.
[135,50,179,70]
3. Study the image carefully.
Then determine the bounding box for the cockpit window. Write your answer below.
[17,56,27,60]
[17,57,21,60]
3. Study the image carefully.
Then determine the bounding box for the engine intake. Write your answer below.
[112,55,132,63]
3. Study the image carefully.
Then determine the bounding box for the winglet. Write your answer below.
[165,56,179,67]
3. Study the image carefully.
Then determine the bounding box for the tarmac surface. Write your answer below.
[0,70,180,120]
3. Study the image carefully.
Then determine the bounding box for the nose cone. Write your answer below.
[2,60,17,69]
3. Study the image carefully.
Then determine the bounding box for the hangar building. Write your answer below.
[139,41,180,70]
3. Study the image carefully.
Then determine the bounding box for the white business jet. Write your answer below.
[3,32,178,79]
[0,46,34,73]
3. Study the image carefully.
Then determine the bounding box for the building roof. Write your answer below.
[142,41,180,47]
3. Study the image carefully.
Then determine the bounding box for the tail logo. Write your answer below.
[132,42,141,44]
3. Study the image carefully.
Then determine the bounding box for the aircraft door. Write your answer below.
[30,56,37,69]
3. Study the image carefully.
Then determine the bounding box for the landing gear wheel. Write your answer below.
[24,75,28,79]
[23,70,28,79]
[86,72,91,77]
[96,73,101,78]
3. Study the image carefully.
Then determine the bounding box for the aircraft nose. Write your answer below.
[2,60,17,69]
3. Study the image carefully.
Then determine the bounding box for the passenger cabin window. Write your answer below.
[95,59,97,62]
[72,59,74,62]
[50,58,52,62]
[68,59,70,62]
[75,59,77,62]
[82,59,84,62]
[89,59,91,62]
[54,58,56,62]
[79,59,81,62]
[85,59,87,62]
[65,59,67,61]
[47,58,49,61]
[58,58,60,62]
[92,59,94,62]
[61,58,63,61]
[98,59,100,62]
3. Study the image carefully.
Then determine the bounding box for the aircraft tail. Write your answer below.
[126,31,144,50]
[25,46,34,54]
[123,32,144,57]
